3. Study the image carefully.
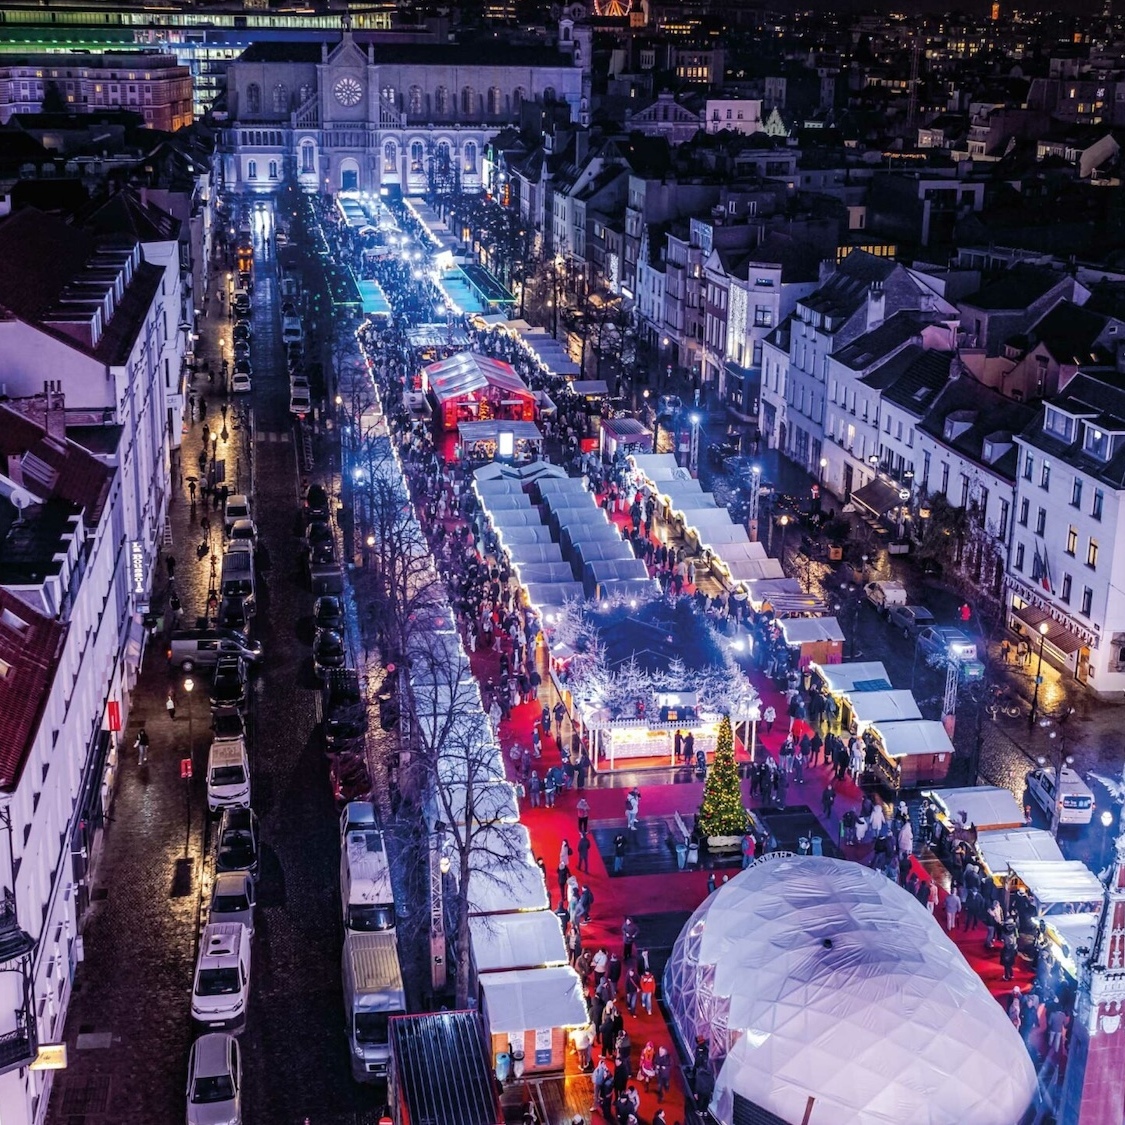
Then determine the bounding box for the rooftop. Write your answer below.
[962,265,1065,311]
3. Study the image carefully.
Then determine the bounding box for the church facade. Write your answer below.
[221,31,587,196]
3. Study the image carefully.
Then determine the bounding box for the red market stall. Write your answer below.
[424,351,537,433]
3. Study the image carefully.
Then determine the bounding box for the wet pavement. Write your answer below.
[48,201,388,1125]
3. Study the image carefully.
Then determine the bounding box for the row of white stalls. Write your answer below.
[925,785,1105,986]
[472,465,658,620]
[365,384,588,1079]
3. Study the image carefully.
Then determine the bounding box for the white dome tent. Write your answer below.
[663,854,1037,1125]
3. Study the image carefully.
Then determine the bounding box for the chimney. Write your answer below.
[866,281,886,331]
[45,386,66,442]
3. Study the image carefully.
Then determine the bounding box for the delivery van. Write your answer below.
[342,930,405,1081]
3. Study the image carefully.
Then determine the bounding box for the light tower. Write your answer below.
[1058,764,1125,1125]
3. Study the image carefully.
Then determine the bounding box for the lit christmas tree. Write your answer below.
[697,715,749,837]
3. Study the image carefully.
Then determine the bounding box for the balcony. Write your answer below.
[0,894,33,964]
[0,1008,35,1076]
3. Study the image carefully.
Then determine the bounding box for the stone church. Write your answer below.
[221,28,588,195]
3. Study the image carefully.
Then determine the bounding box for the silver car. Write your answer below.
[887,604,936,637]
[209,871,256,936]
[186,1032,242,1125]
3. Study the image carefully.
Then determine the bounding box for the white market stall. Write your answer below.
[523,581,586,617]
[504,543,567,568]
[432,779,521,830]
[813,660,893,695]
[746,578,829,618]
[466,823,549,916]
[479,966,588,1076]
[510,562,577,587]
[559,521,621,559]
[925,785,1028,838]
[848,690,922,734]
[865,718,955,789]
[976,827,1065,882]
[573,539,636,573]
[630,452,689,482]
[488,509,545,530]
[493,525,555,548]
[583,557,652,598]
[470,910,568,974]
[1005,860,1104,915]
[778,616,845,669]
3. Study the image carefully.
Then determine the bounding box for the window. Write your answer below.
[1035,507,1046,536]
[487,86,503,115]
[245,82,260,114]
[272,83,288,114]
[384,140,397,172]
[1044,408,1076,442]
[1092,488,1104,520]
[461,86,475,115]
[998,500,1009,540]
[1041,462,1050,490]
[1071,477,1083,508]
[1015,542,1025,571]
[463,141,477,174]
[1066,526,1077,556]
[1061,574,1072,603]
[301,142,314,173]
[436,141,450,173]
[1084,426,1111,460]
[1023,452,1034,480]
[513,86,525,110]
[543,85,556,102]
[1087,538,1099,568]
[753,305,773,328]
[247,160,257,180]
[435,86,449,115]
[1019,498,1029,526]
[410,141,424,172]
[940,463,949,495]
[299,83,312,104]
[1081,586,1094,616]
[408,86,423,115]
[268,160,278,179]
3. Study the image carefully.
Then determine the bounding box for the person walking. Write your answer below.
[639,967,656,1015]
[613,833,627,874]
[821,783,835,820]
[944,888,962,932]
[529,771,541,808]
[577,831,591,873]
[560,839,573,868]
[764,704,776,733]
[607,952,622,996]
[577,796,590,834]
[622,916,639,960]
[624,968,639,1016]
[592,946,608,989]
[654,1045,672,1103]
[135,725,150,765]
[579,885,595,925]
[165,687,176,721]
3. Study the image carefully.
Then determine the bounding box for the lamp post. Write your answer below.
[1028,620,1050,730]
[183,676,194,857]
[1102,808,1114,867]
[689,412,701,475]
[778,514,790,572]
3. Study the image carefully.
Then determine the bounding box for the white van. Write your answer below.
[224,494,251,535]
[207,738,250,812]
[192,923,252,1031]
[864,580,908,613]
[343,930,405,1081]
[341,829,396,932]
[1026,766,1095,827]
[281,316,304,346]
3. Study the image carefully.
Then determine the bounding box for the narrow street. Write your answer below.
[48,202,384,1124]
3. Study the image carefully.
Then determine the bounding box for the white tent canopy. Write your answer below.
[573,540,636,569]
[849,690,923,730]
[630,453,689,482]
[488,509,544,530]
[504,543,566,568]
[494,525,555,547]
[664,855,1036,1125]
[779,616,845,645]
[466,824,550,915]
[1008,860,1104,911]
[510,562,576,586]
[523,581,586,614]
[470,911,568,973]
[430,779,520,829]
[925,786,1027,832]
[723,557,786,582]
[976,828,1065,876]
[478,966,588,1034]
[482,493,536,514]
[813,661,893,694]
[474,480,528,500]
[870,719,954,758]
[747,578,828,616]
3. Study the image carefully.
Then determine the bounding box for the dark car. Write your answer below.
[217,596,251,636]
[314,595,345,633]
[234,358,252,377]
[305,483,330,522]
[313,629,347,681]
[232,321,252,342]
[210,655,248,710]
[307,541,336,571]
[305,519,333,549]
[211,710,245,743]
[324,668,367,749]
[330,750,371,808]
[216,807,260,878]
[708,438,741,468]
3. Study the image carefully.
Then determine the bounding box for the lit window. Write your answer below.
[1087,538,1099,569]
[1066,527,1077,556]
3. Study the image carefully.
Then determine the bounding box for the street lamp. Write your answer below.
[689,412,702,474]
[1028,620,1050,730]
[778,514,790,570]
[1102,808,1114,865]
[183,676,194,856]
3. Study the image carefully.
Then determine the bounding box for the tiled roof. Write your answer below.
[0,208,96,323]
[799,250,895,322]
[0,588,66,792]
[835,310,933,372]
[963,265,1064,311]
[80,189,181,245]
[1025,300,1113,366]
[0,404,114,523]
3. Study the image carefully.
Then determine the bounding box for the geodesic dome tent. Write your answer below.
[663,854,1037,1125]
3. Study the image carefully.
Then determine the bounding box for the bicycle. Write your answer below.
[986,686,1021,719]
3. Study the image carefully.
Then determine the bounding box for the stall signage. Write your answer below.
[129,541,147,599]
[534,1027,552,1066]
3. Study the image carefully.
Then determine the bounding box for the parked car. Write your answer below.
[186,1033,242,1125]
[191,923,251,1031]
[206,737,250,813]
[305,519,333,549]
[232,339,251,360]
[228,519,257,548]
[289,386,311,417]
[216,807,260,877]
[863,580,908,613]
[304,484,330,522]
[224,494,252,535]
[210,656,248,711]
[217,596,251,637]
[289,374,310,395]
[232,321,251,342]
[234,359,252,378]
[887,604,936,637]
[307,541,336,573]
[231,371,252,394]
[210,710,245,744]
[209,871,256,936]
[1026,766,1095,827]
[313,629,347,681]
[314,595,345,634]
[917,626,978,663]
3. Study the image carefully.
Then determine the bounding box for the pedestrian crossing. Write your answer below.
[255,431,291,444]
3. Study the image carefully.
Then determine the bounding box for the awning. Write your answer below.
[852,478,904,518]
[870,718,953,758]
[571,380,610,396]
[478,966,588,1033]
[925,785,1026,831]
[747,578,829,617]
[779,616,845,645]
[458,420,543,443]
[1009,603,1084,655]
[849,691,923,729]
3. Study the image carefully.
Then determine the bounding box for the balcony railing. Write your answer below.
[0,1011,36,1076]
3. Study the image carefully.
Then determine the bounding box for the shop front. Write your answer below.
[810,660,893,733]
[457,420,543,465]
[778,616,845,670]
[1006,578,1094,685]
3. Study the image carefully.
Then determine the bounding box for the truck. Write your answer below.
[342,930,405,1081]
[863,580,908,615]
[220,543,256,613]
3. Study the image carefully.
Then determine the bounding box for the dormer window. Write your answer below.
[1043,407,1076,444]
[1084,425,1112,461]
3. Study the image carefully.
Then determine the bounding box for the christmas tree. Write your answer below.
[697,715,749,837]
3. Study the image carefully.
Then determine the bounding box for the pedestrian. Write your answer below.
[577,796,590,834]
[764,704,775,733]
[592,946,608,988]
[654,1045,672,1103]
[529,771,541,808]
[927,880,938,915]
[165,687,176,720]
[638,1041,656,1090]
[821,783,835,820]
[607,952,622,994]
[573,1023,594,1072]
[624,969,639,1016]
[625,788,639,830]
[613,832,626,874]
[135,724,149,765]
[1000,930,1018,981]
[560,838,572,868]
[622,916,639,960]
[944,888,961,932]
[577,831,591,873]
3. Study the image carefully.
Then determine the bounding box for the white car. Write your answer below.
[231,371,252,394]
[186,1033,242,1125]
[1026,766,1094,827]
[289,388,312,417]
[191,923,252,1031]
[224,495,251,535]
[228,519,257,548]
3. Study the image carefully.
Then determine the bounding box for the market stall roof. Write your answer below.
[570,379,610,396]
[1008,860,1104,908]
[584,557,651,595]
[467,824,550,915]
[474,479,528,499]
[851,476,905,519]
[458,420,543,444]
[976,828,1065,875]
[630,453,691,482]
[503,543,566,567]
[493,526,554,550]
[425,352,530,404]
[715,541,770,564]
[473,461,567,483]
[469,910,568,973]
[487,509,543,530]
[408,323,472,350]
[849,691,923,728]
[510,562,576,586]
[1045,912,1099,973]
[535,477,590,499]
[925,786,1027,832]
[724,557,786,582]
[433,779,520,829]
[656,478,707,504]
[870,719,954,758]
[601,417,652,443]
[813,660,893,694]
[748,578,830,616]
[598,577,659,602]
[523,581,586,613]
[779,616,845,645]
[480,493,536,514]
[573,540,636,568]
[516,328,580,376]
[478,967,588,1034]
